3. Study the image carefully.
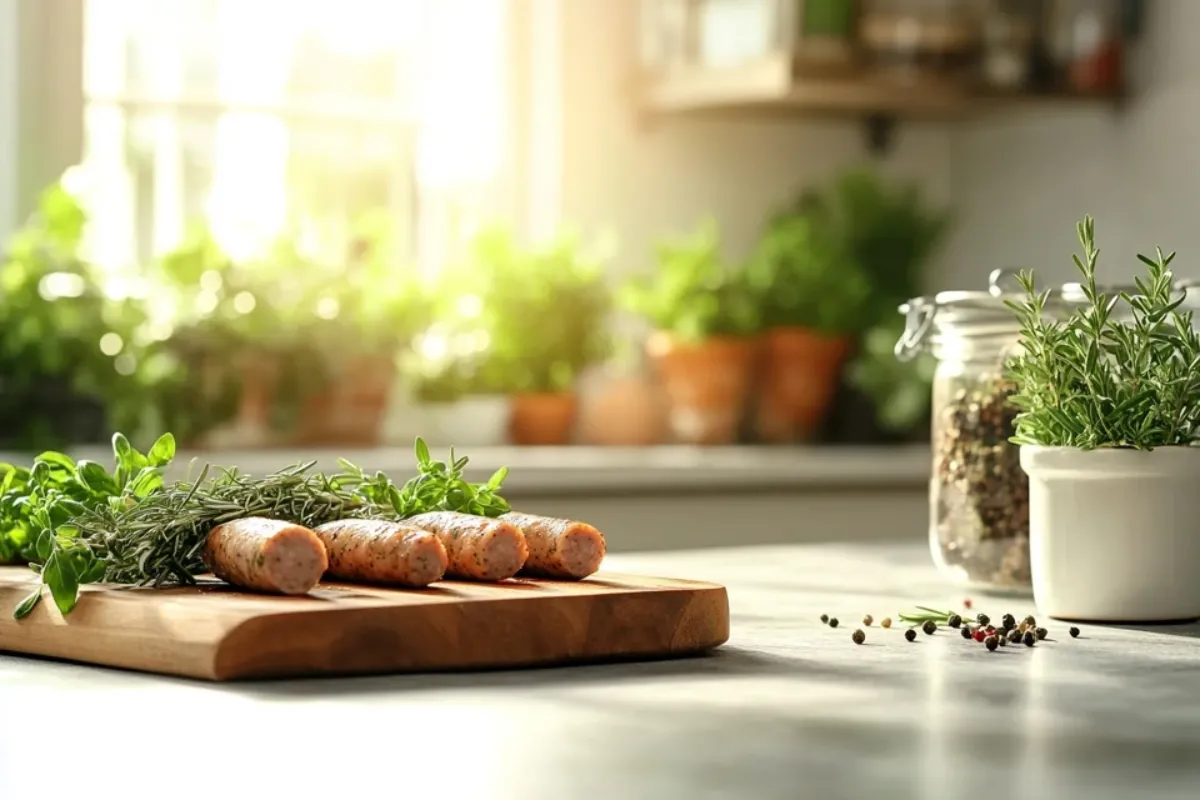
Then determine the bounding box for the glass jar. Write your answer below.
[895,270,1067,595]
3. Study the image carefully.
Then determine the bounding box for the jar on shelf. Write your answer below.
[859,0,983,86]
[894,270,1068,595]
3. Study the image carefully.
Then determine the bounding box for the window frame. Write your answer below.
[5,0,553,272]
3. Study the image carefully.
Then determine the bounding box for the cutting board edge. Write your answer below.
[210,583,731,682]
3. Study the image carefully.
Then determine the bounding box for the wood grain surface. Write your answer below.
[0,567,729,681]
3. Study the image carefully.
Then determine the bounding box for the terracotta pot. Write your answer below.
[647,332,758,445]
[754,326,851,443]
[509,392,577,445]
[578,372,668,446]
[294,354,396,446]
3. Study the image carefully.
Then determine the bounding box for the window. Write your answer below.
[75,0,509,274]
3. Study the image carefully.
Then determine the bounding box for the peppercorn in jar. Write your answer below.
[895,270,1070,594]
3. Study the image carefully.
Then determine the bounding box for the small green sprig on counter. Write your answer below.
[6,434,512,619]
[1004,216,1200,450]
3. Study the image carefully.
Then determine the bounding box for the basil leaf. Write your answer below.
[486,467,508,491]
[111,433,135,472]
[43,552,80,616]
[414,437,431,467]
[34,528,52,562]
[147,433,176,467]
[76,460,119,496]
[13,587,41,620]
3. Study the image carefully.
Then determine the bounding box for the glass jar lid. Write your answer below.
[895,269,1067,362]
[897,270,1200,362]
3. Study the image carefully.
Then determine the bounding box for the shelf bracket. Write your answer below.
[863,113,897,158]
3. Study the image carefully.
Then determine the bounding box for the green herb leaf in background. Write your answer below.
[620,217,759,341]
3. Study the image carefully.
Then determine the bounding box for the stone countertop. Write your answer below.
[2,543,1198,799]
[3,443,932,495]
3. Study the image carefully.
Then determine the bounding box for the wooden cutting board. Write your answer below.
[0,566,729,681]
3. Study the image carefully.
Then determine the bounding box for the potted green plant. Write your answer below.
[289,220,431,447]
[438,225,612,446]
[744,210,871,442]
[1006,216,1200,622]
[621,218,760,445]
[806,169,949,443]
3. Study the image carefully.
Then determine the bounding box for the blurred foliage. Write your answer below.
[0,182,186,450]
[745,211,872,335]
[796,169,950,328]
[845,317,936,434]
[619,217,759,341]
[413,224,613,399]
[150,215,429,435]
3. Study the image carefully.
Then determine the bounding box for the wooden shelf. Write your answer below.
[639,53,1123,123]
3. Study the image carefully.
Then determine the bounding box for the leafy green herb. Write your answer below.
[7,432,178,618]
[1004,217,1200,449]
[7,435,511,618]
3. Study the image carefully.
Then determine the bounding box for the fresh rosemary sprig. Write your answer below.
[1004,216,1200,450]
[10,435,512,619]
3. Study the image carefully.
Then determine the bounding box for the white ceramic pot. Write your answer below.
[1021,445,1200,622]
[451,395,511,446]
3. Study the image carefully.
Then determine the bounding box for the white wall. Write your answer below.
[0,0,18,243]
[554,0,955,289]
[941,2,1200,291]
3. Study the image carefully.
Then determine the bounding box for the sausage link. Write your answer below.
[202,517,328,595]
[501,512,606,580]
[405,511,528,581]
[313,519,448,588]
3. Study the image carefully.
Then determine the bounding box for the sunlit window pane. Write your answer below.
[79,0,504,273]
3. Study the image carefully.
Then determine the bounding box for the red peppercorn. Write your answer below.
[972,629,986,642]
[964,597,974,609]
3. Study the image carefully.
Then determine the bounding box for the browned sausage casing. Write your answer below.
[313,519,448,588]
[202,517,329,595]
[405,511,528,581]
[501,512,606,580]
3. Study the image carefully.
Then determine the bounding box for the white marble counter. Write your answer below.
[2,542,1198,800]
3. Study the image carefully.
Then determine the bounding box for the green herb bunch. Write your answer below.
[3,432,177,617]
[1004,216,1200,450]
[6,433,512,619]
[620,217,759,342]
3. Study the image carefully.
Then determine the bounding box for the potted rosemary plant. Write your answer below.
[621,218,760,445]
[1006,216,1200,622]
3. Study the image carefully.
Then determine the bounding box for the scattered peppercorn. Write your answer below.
[1035,627,1048,641]
[905,629,917,642]
[1023,631,1036,647]
[852,629,866,645]
[922,620,937,635]
[998,634,1007,646]
[985,636,999,651]
[948,614,962,628]
[961,626,973,640]
[976,613,991,626]
[1023,615,1036,628]
[1069,626,1081,638]
[881,617,893,629]
[972,629,986,642]
[1001,613,1016,631]
[829,618,839,628]
[964,597,973,609]
[863,615,874,627]
[821,614,829,624]
[1007,628,1022,644]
